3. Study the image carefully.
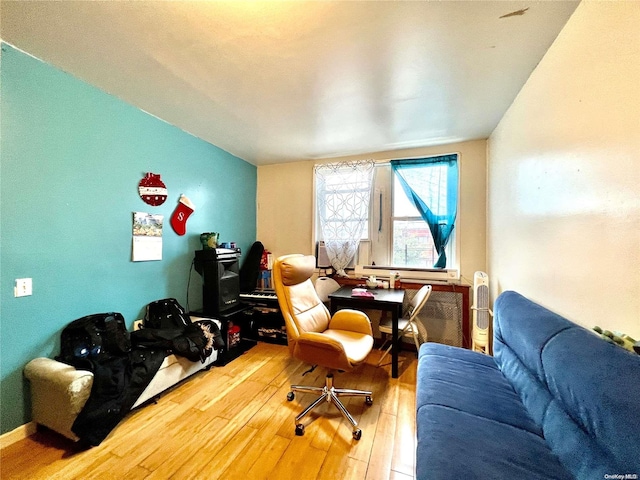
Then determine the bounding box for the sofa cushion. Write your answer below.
[417,343,541,435]
[541,326,640,477]
[493,291,573,384]
[494,291,640,478]
[416,405,570,480]
[416,343,570,480]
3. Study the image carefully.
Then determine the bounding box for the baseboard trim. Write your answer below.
[0,422,37,449]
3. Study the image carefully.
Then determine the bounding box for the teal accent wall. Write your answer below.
[0,43,257,435]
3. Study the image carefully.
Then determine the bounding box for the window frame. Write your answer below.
[388,160,457,269]
[313,153,460,279]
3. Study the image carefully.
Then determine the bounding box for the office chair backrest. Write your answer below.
[408,285,433,322]
[273,254,331,354]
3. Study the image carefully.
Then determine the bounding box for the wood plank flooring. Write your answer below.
[1,342,418,480]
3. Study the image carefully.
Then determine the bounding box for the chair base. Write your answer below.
[287,373,372,440]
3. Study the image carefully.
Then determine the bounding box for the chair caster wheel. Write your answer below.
[295,424,305,436]
[365,395,373,406]
[353,429,362,440]
[287,392,295,401]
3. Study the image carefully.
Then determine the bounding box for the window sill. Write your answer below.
[353,265,460,284]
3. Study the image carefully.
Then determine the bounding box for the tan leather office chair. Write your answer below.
[378,284,432,366]
[273,254,374,440]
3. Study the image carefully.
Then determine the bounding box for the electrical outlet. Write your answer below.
[14,278,32,297]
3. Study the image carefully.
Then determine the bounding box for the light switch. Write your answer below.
[14,278,32,297]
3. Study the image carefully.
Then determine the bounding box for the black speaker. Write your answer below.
[194,249,241,316]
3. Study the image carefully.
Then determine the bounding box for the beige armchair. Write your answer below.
[273,254,374,440]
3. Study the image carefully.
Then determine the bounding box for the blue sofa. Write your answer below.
[416,291,640,479]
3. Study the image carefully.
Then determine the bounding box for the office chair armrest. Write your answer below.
[329,309,373,336]
[297,331,345,351]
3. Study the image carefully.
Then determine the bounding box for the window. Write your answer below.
[390,155,458,268]
[314,160,375,275]
[392,172,439,267]
[314,154,459,275]
[317,170,370,242]
[368,154,459,271]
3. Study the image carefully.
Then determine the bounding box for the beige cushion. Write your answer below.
[24,358,94,441]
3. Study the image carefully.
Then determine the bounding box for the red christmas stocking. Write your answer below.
[171,195,195,236]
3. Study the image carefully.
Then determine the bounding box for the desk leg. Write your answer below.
[391,307,399,378]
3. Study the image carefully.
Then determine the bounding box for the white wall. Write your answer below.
[488,1,640,335]
[257,139,487,284]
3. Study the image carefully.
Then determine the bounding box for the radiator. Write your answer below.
[416,290,463,347]
[371,289,464,348]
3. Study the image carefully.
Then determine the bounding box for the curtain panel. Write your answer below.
[390,154,458,268]
[315,160,375,276]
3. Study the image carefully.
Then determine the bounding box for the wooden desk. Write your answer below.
[333,277,471,349]
[329,286,406,378]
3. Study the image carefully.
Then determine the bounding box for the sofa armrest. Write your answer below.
[24,357,94,441]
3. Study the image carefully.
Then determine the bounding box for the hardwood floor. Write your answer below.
[1,342,418,480]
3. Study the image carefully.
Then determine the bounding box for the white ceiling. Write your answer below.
[1,1,579,166]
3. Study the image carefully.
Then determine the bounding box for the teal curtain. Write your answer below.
[390,154,458,268]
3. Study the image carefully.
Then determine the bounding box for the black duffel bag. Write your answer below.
[56,312,130,371]
[144,298,191,330]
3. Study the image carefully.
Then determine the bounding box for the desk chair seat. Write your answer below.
[273,254,374,440]
[378,285,432,366]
